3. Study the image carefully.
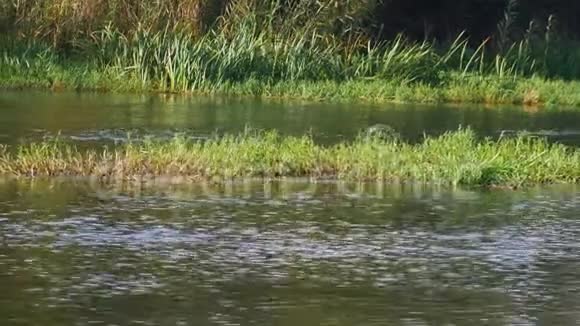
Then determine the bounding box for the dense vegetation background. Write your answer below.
[378,0,580,41]
[2,0,580,105]
[1,0,578,45]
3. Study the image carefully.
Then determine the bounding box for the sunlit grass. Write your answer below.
[3,26,580,106]
[4,0,580,105]
[1,129,579,187]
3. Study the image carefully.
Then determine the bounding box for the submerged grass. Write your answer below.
[1,129,579,187]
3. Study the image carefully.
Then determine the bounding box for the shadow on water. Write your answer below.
[2,91,580,146]
[0,178,580,325]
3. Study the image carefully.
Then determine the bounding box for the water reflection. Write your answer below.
[2,91,580,146]
[0,179,579,325]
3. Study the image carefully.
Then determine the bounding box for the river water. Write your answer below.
[1,92,580,325]
[2,91,580,145]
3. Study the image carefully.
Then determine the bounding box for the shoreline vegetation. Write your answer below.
[1,129,579,187]
[2,1,580,106]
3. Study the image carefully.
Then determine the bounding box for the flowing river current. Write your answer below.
[2,91,580,325]
[2,91,580,145]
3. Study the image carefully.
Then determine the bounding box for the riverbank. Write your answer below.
[3,34,580,107]
[5,1,580,106]
[3,65,580,106]
[1,129,578,187]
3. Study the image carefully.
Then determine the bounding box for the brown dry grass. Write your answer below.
[4,0,228,45]
[1,0,379,47]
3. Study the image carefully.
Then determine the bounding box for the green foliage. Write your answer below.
[1,129,579,187]
[3,0,580,105]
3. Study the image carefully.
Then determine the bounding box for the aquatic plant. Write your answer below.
[1,129,578,187]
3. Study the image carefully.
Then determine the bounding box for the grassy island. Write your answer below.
[1,129,579,187]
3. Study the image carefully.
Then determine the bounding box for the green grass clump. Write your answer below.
[1,129,579,187]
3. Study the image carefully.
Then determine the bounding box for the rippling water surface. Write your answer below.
[2,91,580,325]
[1,179,579,325]
[3,91,580,145]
